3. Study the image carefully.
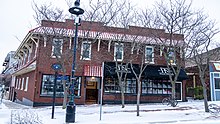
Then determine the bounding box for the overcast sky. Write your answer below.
[0,0,220,72]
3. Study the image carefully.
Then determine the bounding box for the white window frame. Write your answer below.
[80,41,92,60]
[24,77,29,91]
[16,79,19,89]
[145,46,154,64]
[21,78,24,90]
[51,38,63,58]
[114,43,124,61]
[18,78,21,90]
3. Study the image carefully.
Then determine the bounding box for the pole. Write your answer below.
[66,1,84,122]
[52,71,58,119]
[65,15,79,124]
[100,62,105,120]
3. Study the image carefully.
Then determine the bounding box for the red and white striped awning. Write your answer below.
[84,65,102,77]
[30,26,183,45]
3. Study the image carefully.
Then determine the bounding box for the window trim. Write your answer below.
[24,77,29,91]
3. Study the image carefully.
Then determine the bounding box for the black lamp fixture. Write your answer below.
[69,0,84,16]
[66,0,84,123]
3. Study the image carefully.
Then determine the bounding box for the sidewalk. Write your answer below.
[2,99,31,109]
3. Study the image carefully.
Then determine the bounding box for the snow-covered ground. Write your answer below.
[1,99,220,124]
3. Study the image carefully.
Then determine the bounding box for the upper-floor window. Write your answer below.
[145,46,154,63]
[51,38,63,58]
[167,47,176,65]
[81,41,91,60]
[114,43,124,61]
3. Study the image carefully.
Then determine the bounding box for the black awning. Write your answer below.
[104,62,188,81]
[143,66,188,81]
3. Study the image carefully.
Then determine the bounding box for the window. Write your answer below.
[70,77,82,97]
[142,79,171,94]
[21,78,24,90]
[18,78,21,89]
[15,79,18,89]
[40,74,82,97]
[41,74,70,96]
[51,39,63,58]
[24,77,29,91]
[215,78,220,89]
[114,43,124,61]
[145,46,154,63]
[125,78,136,93]
[81,41,91,60]
[104,78,120,93]
[167,47,176,64]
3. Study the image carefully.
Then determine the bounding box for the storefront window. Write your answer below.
[142,79,172,94]
[125,78,136,93]
[40,74,70,96]
[104,78,120,93]
[104,78,136,94]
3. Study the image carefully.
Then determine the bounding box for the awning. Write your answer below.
[104,62,188,81]
[143,66,188,81]
[84,65,102,77]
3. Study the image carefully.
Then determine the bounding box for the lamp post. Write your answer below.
[66,0,84,123]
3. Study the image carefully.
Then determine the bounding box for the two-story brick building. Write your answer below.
[11,19,188,106]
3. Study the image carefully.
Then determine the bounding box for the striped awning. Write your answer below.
[30,26,183,45]
[84,65,102,77]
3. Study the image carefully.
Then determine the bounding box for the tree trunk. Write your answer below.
[121,81,125,108]
[137,81,141,116]
[201,78,209,112]
[171,80,176,107]
[62,79,67,109]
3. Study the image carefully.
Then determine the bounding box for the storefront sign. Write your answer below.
[213,63,220,71]
[158,67,174,76]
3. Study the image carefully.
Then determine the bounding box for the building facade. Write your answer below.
[11,19,187,106]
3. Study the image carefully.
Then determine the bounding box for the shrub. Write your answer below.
[10,109,42,124]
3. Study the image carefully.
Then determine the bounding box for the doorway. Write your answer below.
[175,82,182,101]
[85,77,100,104]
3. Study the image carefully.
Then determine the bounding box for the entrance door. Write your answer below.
[86,79,98,104]
[175,82,182,101]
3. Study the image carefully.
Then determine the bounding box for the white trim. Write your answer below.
[24,77,29,91]
[21,78,24,90]
[108,40,111,52]
[98,39,101,52]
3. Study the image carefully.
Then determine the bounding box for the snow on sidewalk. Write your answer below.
[1,100,220,124]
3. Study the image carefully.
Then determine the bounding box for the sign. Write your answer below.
[51,63,62,71]
[158,67,174,76]
[213,63,220,71]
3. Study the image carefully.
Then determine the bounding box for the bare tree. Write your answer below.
[187,18,219,112]
[139,0,215,107]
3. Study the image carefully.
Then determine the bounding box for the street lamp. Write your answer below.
[66,0,84,123]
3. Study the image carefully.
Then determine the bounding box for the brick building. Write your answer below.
[11,19,188,106]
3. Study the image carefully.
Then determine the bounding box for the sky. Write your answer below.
[0,0,220,72]
[1,99,220,124]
